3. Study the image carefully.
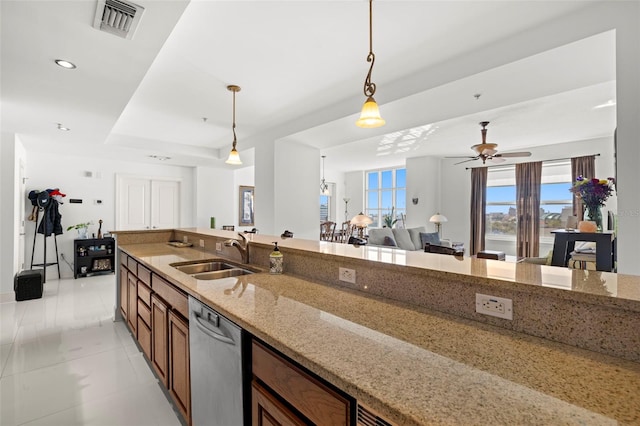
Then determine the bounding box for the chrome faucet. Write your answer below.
[223,233,249,263]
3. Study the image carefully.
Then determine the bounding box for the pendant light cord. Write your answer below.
[231,89,237,149]
[363,0,376,98]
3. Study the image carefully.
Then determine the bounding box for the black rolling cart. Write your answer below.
[74,237,116,279]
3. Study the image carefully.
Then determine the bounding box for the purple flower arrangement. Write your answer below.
[569,176,615,208]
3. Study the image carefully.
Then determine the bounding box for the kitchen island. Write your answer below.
[115,228,640,425]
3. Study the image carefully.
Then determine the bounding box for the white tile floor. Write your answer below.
[0,274,181,426]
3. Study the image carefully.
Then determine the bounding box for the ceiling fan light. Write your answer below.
[225,147,242,165]
[356,97,385,128]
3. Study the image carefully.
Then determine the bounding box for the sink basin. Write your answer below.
[192,269,253,280]
[170,259,256,280]
[174,261,235,275]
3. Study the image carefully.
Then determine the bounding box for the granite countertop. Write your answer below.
[119,242,640,425]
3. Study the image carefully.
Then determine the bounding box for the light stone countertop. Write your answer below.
[119,242,640,426]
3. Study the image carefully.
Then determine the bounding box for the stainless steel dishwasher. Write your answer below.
[189,296,247,426]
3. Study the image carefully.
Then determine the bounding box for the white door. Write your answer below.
[116,176,180,230]
[151,180,180,229]
[117,177,151,230]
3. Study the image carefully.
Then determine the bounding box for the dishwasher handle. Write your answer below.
[193,311,236,345]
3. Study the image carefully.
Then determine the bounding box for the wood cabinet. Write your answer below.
[151,294,169,387]
[119,265,128,319]
[252,381,307,426]
[127,272,138,336]
[118,249,191,425]
[169,310,190,424]
[252,340,353,426]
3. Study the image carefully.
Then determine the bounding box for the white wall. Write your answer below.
[274,141,319,240]
[0,134,27,295]
[405,156,441,230]
[254,141,275,235]
[344,171,364,221]
[195,166,234,229]
[24,152,196,280]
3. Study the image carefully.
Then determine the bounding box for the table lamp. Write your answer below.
[350,212,373,238]
[429,213,448,237]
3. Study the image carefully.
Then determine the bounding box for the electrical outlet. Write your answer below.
[338,267,356,284]
[475,293,513,320]
[199,239,205,248]
[216,242,222,251]
[183,236,188,243]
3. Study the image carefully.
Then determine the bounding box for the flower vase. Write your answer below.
[77,227,88,239]
[585,205,603,232]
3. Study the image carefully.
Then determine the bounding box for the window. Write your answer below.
[320,195,330,221]
[366,168,406,228]
[485,160,572,242]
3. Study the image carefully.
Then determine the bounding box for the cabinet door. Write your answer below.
[252,381,307,426]
[127,273,138,335]
[151,180,180,229]
[151,294,169,388]
[119,267,128,320]
[168,310,190,424]
[137,317,152,360]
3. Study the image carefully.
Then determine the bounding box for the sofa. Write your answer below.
[367,226,451,251]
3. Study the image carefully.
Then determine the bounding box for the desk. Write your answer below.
[550,230,615,272]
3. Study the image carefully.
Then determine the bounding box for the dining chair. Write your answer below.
[320,221,336,241]
[338,221,354,243]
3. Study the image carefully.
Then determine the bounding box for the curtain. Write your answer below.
[469,167,487,256]
[571,155,596,220]
[515,162,542,258]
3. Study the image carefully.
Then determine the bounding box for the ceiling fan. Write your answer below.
[448,121,532,165]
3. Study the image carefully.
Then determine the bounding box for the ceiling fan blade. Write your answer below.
[494,151,532,158]
[445,155,477,159]
[487,157,506,164]
[454,158,478,165]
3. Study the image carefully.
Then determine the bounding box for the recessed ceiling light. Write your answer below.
[55,59,76,69]
[149,155,171,161]
[57,123,70,131]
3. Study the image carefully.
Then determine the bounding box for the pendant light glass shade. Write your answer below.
[356,96,385,128]
[225,147,242,165]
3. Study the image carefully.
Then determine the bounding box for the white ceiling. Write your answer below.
[1,1,616,172]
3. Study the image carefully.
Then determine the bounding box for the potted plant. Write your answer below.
[67,222,91,239]
[382,207,398,228]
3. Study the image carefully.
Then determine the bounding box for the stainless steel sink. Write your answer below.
[174,261,235,275]
[170,259,256,280]
[192,269,253,280]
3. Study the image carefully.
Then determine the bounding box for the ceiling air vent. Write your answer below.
[93,0,144,40]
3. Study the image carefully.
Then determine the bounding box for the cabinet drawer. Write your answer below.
[137,317,152,360]
[152,275,188,319]
[138,299,151,327]
[252,340,351,425]
[120,252,128,267]
[127,257,138,275]
[137,282,152,307]
[138,265,151,287]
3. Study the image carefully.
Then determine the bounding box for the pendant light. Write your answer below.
[356,0,385,128]
[225,85,242,165]
[320,155,331,195]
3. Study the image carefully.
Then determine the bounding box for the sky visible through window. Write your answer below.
[487,182,572,214]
